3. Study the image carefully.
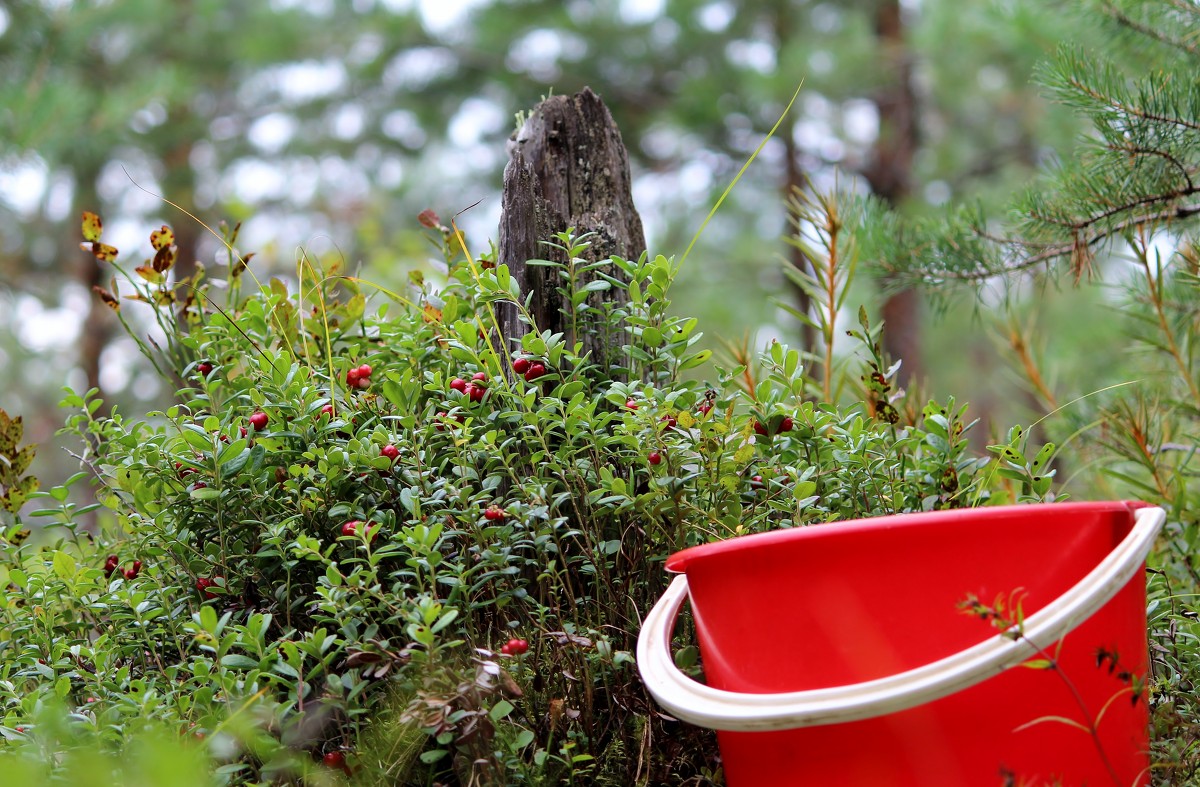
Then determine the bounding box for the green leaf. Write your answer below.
[489,700,515,721]
[431,609,459,633]
[199,605,218,633]
[217,439,248,465]
[674,645,699,670]
[219,654,260,669]
[52,550,77,580]
[180,424,213,453]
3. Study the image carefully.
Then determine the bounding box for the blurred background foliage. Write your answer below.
[0,0,1115,496]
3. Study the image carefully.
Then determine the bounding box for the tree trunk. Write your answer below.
[864,0,924,386]
[76,172,111,399]
[497,87,646,372]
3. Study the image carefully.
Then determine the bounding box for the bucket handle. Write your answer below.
[636,506,1165,732]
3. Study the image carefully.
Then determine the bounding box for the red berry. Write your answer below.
[342,520,378,541]
[779,416,794,433]
[196,577,219,599]
[524,363,546,381]
[197,362,213,376]
[754,421,768,436]
[661,414,677,429]
[500,638,529,656]
[449,377,468,393]
[648,450,662,465]
[751,475,764,489]
[698,401,713,416]
[472,371,487,381]
[104,555,119,577]
[249,411,268,431]
[484,505,506,521]
[626,399,639,410]
[123,560,142,580]
[319,404,334,419]
[381,444,400,461]
[512,358,531,375]
[240,426,248,438]
[354,376,371,390]
[323,750,347,771]
[346,367,361,384]
[467,384,485,402]
[357,364,372,378]
[434,412,448,431]
[191,481,207,491]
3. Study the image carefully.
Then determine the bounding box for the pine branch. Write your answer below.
[1098,0,1200,58]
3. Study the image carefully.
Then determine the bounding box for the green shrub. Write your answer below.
[0,206,1033,784]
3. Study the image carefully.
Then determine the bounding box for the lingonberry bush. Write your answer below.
[0,201,1039,785]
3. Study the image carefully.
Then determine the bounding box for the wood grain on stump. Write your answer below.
[497,87,646,372]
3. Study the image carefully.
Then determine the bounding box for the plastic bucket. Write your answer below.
[638,502,1164,786]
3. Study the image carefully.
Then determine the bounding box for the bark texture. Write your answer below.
[497,87,646,370]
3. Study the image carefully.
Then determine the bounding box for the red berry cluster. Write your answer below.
[103,555,142,579]
[484,505,506,521]
[346,363,373,390]
[512,356,546,381]
[450,372,489,402]
[754,416,794,437]
[500,637,529,656]
[195,577,222,599]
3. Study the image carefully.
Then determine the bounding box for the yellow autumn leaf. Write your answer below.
[135,265,164,284]
[81,211,103,243]
[150,225,175,251]
[80,241,118,263]
[91,286,121,312]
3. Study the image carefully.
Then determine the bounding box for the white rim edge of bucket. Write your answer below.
[635,506,1165,732]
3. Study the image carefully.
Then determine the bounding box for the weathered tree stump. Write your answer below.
[497,87,646,372]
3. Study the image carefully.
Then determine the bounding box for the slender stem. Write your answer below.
[823,201,839,402]
[1025,639,1124,787]
[1135,231,1200,406]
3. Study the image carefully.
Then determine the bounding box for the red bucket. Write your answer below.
[638,502,1163,786]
